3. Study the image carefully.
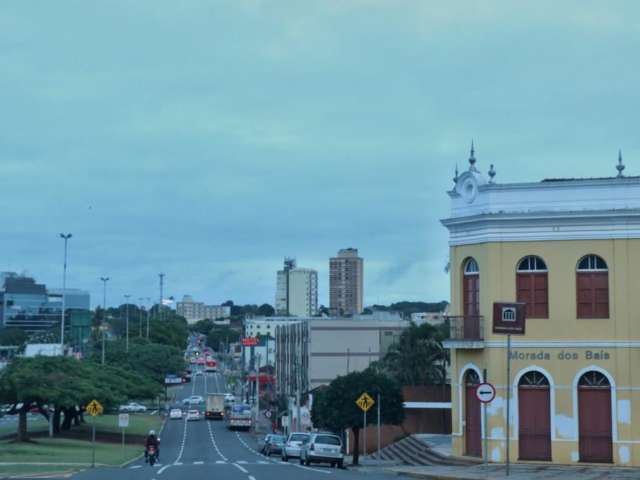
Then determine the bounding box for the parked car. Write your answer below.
[169,408,183,420]
[299,432,344,468]
[281,432,310,461]
[186,409,201,421]
[183,395,204,406]
[119,402,147,413]
[263,434,286,456]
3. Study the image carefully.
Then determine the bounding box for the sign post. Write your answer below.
[356,392,375,460]
[492,302,526,477]
[86,400,104,468]
[118,413,130,465]
[475,380,496,467]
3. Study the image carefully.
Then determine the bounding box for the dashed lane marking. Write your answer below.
[129,465,142,469]
[216,460,226,464]
[232,463,249,474]
[193,461,204,465]
[249,477,256,480]
[207,417,229,461]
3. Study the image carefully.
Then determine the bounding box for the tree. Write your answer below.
[382,322,449,386]
[0,328,28,347]
[256,304,275,317]
[207,326,240,352]
[189,319,215,336]
[311,369,404,465]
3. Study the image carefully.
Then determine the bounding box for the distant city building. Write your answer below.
[176,295,231,324]
[244,316,310,340]
[329,248,364,316]
[24,343,63,357]
[411,308,449,326]
[0,273,89,332]
[275,258,318,316]
[275,316,408,394]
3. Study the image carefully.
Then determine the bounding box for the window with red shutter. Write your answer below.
[516,256,548,318]
[576,255,609,319]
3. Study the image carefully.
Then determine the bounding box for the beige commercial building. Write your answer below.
[275,315,407,396]
[329,248,364,316]
[176,295,231,324]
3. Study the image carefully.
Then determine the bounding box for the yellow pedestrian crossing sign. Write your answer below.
[356,392,375,412]
[86,399,104,417]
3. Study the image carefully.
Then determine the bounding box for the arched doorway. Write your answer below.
[464,369,481,457]
[462,258,480,339]
[518,371,551,460]
[578,371,613,463]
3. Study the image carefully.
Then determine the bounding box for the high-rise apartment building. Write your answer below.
[329,248,363,316]
[275,258,318,316]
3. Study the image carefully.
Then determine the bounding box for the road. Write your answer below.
[72,370,403,480]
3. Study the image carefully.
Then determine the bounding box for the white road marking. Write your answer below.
[232,463,249,474]
[129,465,142,469]
[216,460,226,464]
[174,462,183,465]
[258,460,268,464]
[249,477,257,480]
[157,464,172,474]
[237,460,248,464]
[193,461,204,465]
[207,416,229,461]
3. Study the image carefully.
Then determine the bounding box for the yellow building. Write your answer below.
[442,149,640,466]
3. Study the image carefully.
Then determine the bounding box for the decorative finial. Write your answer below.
[617,149,625,178]
[468,140,477,172]
[488,164,496,183]
[453,164,459,184]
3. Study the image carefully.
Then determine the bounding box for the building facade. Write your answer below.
[442,150,640,466]
[275,317,407,396]
[275,258,318,316]
[244,316,310,341]
[329,248,364,316]
[176,295,231,324]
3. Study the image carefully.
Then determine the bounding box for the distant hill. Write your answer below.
[364,301,448,317]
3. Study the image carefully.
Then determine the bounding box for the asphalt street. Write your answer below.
[71,371,403,480]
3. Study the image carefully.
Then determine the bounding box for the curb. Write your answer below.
[383,470,483,480]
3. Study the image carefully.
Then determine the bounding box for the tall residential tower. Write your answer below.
[275,258,318,316]
[329,248,363,316]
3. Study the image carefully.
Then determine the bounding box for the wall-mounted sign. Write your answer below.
[492,302,526,335]
[241,337,259,346]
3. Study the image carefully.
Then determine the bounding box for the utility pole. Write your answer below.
[255,353,261,428]
[138,298,144,337]
[59,233,72,351]
[100,277,109,365]
[158,273,165,322]
[145,297,151,339]
[124,294,131,353]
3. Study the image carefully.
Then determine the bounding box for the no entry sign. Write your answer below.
[475,383,496,403]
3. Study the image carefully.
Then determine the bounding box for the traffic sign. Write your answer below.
[86,399,104,417]
[241,337,259,346]
[475,383,496,403]
[118,413,130,428]
[356,392,375,412]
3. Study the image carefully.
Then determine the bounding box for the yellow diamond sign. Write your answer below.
[86,399,104,417]
[356,392,375,412]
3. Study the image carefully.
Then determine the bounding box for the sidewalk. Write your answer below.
[386,463,640,480]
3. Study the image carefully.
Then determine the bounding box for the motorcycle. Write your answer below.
[147,445,158,466]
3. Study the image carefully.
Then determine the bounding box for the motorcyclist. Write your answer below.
[144,430,160,461]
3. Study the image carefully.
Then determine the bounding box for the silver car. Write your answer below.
[300,433,344,468]
[281,432,310,461]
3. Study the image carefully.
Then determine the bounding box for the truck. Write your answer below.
[226,403,253,430]
[205,393,226,420]
[205,358,217,373]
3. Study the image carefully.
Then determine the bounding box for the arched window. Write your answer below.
[576,255,609,319]
[519,371,550,387]
[578,371,610,387]
[464,258,479,275]
[516,256,548,318]
[462,258,480,333]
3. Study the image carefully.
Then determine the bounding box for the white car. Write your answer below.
[183,395,204,406]
[169,408,183,419]
[186,409,201,421]
[300,432,344,468]
[281,432,310,461]
[119,402,147,413]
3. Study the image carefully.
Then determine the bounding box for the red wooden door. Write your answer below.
[465,372,481,457]
[579,387,612,463]
[518,385,551,460]
[463,274,480,338]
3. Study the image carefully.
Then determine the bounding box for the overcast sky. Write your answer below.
[2,1,639,308]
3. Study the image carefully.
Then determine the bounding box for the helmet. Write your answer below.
[149,430,156,436]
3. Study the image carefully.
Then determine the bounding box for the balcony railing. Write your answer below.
[446,315,484,341]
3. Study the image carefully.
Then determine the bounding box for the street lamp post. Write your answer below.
[100,277,109,365]
[59,233,72,351]
[124,294,131,353]
[138,297,144,337]
[145,297,152,339]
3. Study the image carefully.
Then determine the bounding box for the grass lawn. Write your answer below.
[90,413,163,436]
[0,464,80,477]
[0,437,141,470]
[0,415,48,437]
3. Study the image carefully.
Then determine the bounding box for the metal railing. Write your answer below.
[446,315,484,341]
